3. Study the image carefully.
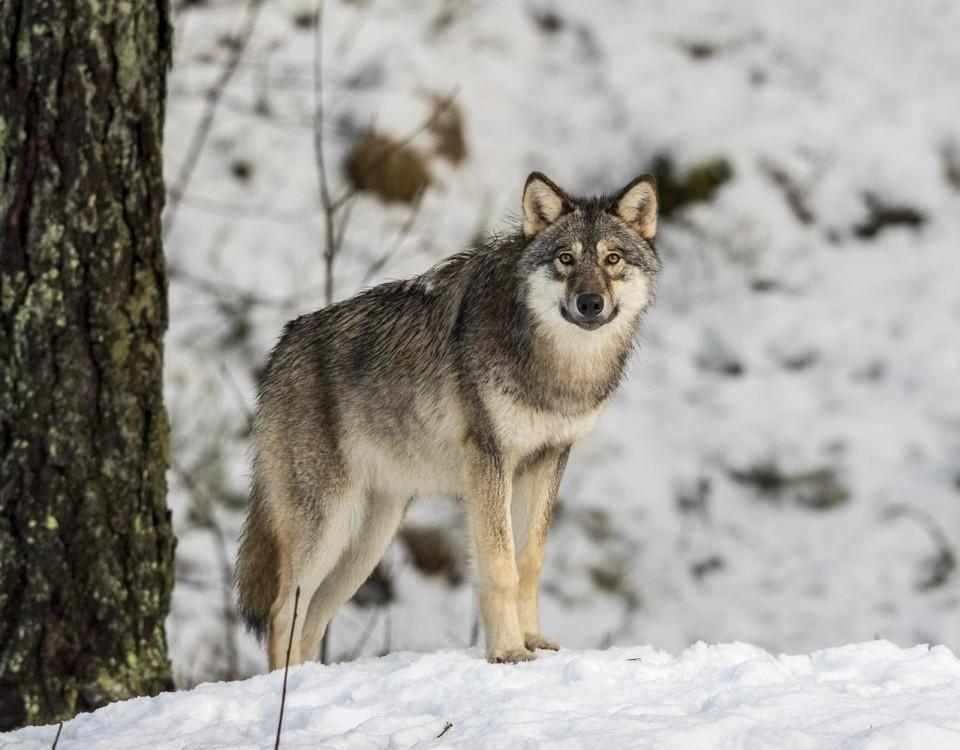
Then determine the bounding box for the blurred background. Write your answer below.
[161,0,960,686]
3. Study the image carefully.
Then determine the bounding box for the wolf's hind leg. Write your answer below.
[266,486,366,670]
[299,492,408,661]
[267,571,299,670]
[511,446,570,651]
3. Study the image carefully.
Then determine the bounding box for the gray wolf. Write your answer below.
[235,171,661,667]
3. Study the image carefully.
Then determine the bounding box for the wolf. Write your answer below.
[235,171,661,667]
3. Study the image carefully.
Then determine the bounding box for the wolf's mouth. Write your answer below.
[559,304,619,331]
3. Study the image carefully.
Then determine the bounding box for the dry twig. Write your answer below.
[274,586,301,750]
[164,0,266,238]
[360,186,426,285]
[168,262,324,311]
[328,90,459,214]
[310,0,341,306]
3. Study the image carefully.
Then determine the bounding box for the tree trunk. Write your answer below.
[0,0,175,730]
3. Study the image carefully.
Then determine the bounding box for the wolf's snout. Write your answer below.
[576,293,605,318]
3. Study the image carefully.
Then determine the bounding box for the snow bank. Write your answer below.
[163,0,960,683]
[6,641,960,748]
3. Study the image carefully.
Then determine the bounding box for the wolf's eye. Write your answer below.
[557,252,575,265]
[605,253,622,265]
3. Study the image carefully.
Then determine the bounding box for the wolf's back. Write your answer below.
[233,245,497,641]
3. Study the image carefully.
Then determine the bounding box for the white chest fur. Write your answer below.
[483,387,604,455]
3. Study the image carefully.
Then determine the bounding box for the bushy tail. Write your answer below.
[234,480,279,642]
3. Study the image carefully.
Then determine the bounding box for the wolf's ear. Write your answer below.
[612,175,658,240]
[522,172,572,239]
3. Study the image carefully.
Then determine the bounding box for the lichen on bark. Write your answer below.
[0,0,175,730]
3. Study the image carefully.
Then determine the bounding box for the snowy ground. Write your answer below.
[161,0,960,685]
[7,641,960,748]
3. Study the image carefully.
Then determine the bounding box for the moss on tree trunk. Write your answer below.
[0,0,175,730]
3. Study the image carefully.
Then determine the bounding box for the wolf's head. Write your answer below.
[518,172,661,341]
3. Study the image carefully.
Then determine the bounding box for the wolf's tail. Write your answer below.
[234,479,279,642]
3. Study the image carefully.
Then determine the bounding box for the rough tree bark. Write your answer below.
[0,0,175,730]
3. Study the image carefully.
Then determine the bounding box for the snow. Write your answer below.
[6,641,960,748]
[160,0,960,688]
[9,0,960,742]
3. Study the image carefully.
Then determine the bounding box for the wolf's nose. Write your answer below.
[576,293,605,318]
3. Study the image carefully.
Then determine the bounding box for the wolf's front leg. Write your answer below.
[465,450,533,663]
[513,446,570,652]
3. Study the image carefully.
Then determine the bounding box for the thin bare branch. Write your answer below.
[164,0,265,238]
[332,194,357,265]
[310,0,341,307]
[308,0,453,305]
[174,193,317,224]
[274,586,301,750]
[328,88,460,214]
[168,262,323,311]
[360,186,426,285]
[170,89,318,132]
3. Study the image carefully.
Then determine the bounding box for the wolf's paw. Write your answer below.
[524,633,560,651]
[487,647,535,664]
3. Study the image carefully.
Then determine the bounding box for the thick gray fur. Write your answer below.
[235,172,661,667]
